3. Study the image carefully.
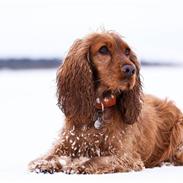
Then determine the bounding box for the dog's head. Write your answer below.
[57,32,142,125]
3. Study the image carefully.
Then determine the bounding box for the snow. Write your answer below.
[1,67,183,182]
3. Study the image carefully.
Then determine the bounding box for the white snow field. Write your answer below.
[0,67,183,183]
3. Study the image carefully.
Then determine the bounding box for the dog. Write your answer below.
[29,31,183,174]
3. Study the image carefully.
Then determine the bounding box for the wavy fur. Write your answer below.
[29,31,183,174]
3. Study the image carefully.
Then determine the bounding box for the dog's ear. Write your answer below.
[120,53,143,124]
[56,39,96,126]
[120,77,142,124]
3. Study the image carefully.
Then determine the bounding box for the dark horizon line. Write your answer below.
[0,58,181,70]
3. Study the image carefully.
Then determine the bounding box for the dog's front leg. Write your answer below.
[74,155,144,174]
[28,142,70,174]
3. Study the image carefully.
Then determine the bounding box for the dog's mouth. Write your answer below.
[119,77,136,90]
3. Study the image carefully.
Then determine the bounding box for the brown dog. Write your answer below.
[29,31,183,174]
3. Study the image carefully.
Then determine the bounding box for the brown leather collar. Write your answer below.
[95,94,116,110]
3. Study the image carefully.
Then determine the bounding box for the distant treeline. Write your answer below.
[0,58,61,70]
[0,58,178,70]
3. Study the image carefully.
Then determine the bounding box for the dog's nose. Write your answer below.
[122,64,136,78]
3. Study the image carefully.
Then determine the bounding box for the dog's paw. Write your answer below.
[28,158,62,174]
[63,167,77,174]
[63,165,89,174]
[75,166,90,174]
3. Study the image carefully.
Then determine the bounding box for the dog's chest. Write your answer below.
[61,127,118,158]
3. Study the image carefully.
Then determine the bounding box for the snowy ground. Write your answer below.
[1,67,183,183]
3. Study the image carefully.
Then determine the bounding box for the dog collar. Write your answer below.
[94,94,116,129]
[95,94,116,111]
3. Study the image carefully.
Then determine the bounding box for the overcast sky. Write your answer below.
[0,0,183,62]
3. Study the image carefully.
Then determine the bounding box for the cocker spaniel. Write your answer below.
[29,31,183,174]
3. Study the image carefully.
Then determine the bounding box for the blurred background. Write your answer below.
[0,0,183,65]
[1,0,183,182]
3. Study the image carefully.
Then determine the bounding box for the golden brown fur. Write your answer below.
[29,31,183,174]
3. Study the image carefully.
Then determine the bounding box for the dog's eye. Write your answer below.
[124,48,130,56]
[99,46,109,55]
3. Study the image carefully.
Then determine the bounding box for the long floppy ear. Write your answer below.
[120,52,143,124]
[56,39,96,126]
